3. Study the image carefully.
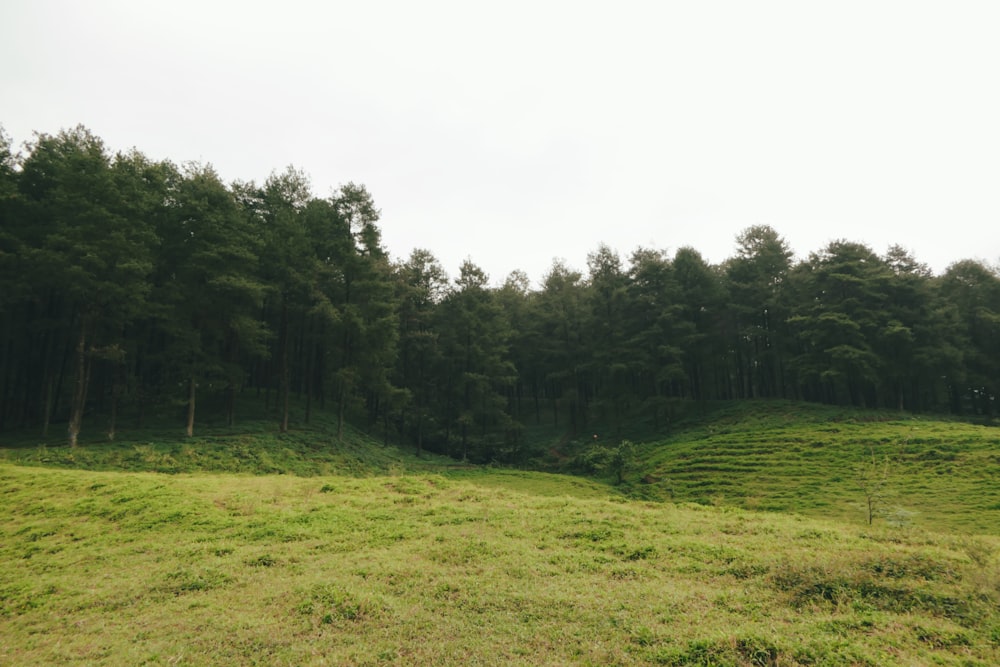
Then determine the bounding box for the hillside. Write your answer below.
[3,462,1000,666]
[619,401,1000,535]
[3,402,1000,664]
[0,405,451,476]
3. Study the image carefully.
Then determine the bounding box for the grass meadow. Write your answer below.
[3,401,1000,665]
[618,401,1000,535]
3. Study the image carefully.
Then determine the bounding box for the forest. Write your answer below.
[1,125,998,460]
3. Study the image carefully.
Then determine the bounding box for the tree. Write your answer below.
[494,269,533,456]
[609,439,636,485]
[725,225,793,399]
[673,247,729,401]
[327,183,399,441]
[17,126,156,445]
[939,260,1000,416]
[876,246,963,412]
[533,259,588,432]
[855,447,891,525]
[584,244,630,428]
[0,126,25,431]
[624,247,686,427]
[258,166,314,432]
[0,127,18,279]
[154,163,267,436]
[298,196,350,423]
[102,149,179,438]
[393,249,447,454]
[583,438,636,485]
[501,269,548,428]
[786,241,890,407]
[435,260,515,461]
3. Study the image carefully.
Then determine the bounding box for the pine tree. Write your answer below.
[17,126,156,445]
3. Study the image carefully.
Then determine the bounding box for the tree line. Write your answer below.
[1,126,997,460]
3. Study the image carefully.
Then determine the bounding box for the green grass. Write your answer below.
[0,409,455,476]
[4,400,1000,664]
[619,401,1000,534]
[3,463,1000,665]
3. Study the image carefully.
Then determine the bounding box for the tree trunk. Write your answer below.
[225,385,235,427]
[136,385,146,429]
[108,371,120,441]
[67,314,89,448]
[41,374,54,438]
[533,382,540,425]
[0,336,11,432]
[304,337,315,425]
[279,302,290,433]
[186,375,196,437]
[305,379,312,424]
[282,375,290,432]
[415,408,423,458]
[337,381,346,442]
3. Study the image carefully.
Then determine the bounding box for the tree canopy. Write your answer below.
[1,124,997,456]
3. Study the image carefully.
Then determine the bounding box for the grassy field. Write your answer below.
[617,401,1000,535]
[3,401,1000,665]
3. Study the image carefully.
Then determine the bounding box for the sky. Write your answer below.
[3,1,999,286]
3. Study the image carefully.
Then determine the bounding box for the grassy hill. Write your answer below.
[0,400,449,476]
[3,401,1000,665]
[617,401,1000,535]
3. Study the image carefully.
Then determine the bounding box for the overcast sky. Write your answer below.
[3,1,998,285]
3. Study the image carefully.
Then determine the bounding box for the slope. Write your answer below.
[623,401,1000,535]
[2,463,1000,666]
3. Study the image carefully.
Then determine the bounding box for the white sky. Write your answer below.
[3,1,998,285]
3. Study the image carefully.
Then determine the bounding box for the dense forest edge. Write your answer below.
[1,124,998,461]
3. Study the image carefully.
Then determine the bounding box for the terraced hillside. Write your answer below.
[627,402,1000,534]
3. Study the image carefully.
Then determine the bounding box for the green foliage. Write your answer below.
[433,260,516,461]
[3,123,999,461]
[581,438,636,485]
